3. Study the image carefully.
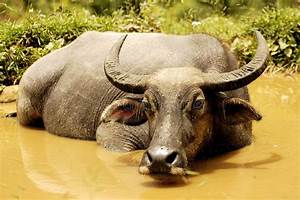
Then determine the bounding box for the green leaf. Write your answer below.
[284,48,293,58]
[270,45,279,52]
[278,38,289,50]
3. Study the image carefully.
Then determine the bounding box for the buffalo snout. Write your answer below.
[139,146,188,176]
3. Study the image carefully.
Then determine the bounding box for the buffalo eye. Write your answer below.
[192,98,204,110]
[121,104,134,112]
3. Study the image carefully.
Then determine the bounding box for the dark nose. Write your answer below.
[140,146,186,173]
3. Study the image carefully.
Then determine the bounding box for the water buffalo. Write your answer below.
[17,31,268,177]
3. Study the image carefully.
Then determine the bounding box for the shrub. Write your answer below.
[0,6,299,87]
[0,9,105,85]
[232,8,300,72]
[0,8,159,86]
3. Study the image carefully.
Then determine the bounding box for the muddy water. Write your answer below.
[0,75,299,200]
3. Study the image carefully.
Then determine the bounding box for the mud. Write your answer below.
[0,75,299,199]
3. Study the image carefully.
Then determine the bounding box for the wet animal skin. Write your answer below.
[17,31,268,177]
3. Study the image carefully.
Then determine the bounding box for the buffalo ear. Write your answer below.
[100,98,147,126]
[221,98,262,125]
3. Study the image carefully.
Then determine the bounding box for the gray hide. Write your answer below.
[18,31,255,155]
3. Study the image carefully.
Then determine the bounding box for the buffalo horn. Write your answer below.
[104,35,149,94]
[201,31,269,91]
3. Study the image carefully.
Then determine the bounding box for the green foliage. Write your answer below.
[191,16,246,40]
[0,8,159,85]
[0,9,104,85]
[231,8,300,72]
[1,0,299,20]
[0,5,299,86]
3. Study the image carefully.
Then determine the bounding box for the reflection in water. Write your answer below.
[193,152,282,173]
[0,75,300,199]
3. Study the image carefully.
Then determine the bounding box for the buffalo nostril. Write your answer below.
[146,151,153,164]
[165,151,178,165]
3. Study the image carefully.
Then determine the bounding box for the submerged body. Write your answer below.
[17,31,268,176]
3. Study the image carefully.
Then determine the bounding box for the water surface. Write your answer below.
[1,75,299,199]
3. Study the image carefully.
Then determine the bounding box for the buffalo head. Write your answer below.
[101,32,268,178]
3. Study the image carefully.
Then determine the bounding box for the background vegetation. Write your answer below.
[0,0,299,88]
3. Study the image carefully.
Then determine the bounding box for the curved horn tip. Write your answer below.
[104,33,148,94]
[254,31,265,41]
[255,30,262,37]
[199,30,269,91]
[113,34,128,53]
[119,34,128,44]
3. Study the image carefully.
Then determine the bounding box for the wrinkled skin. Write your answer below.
[17,31,266,178]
